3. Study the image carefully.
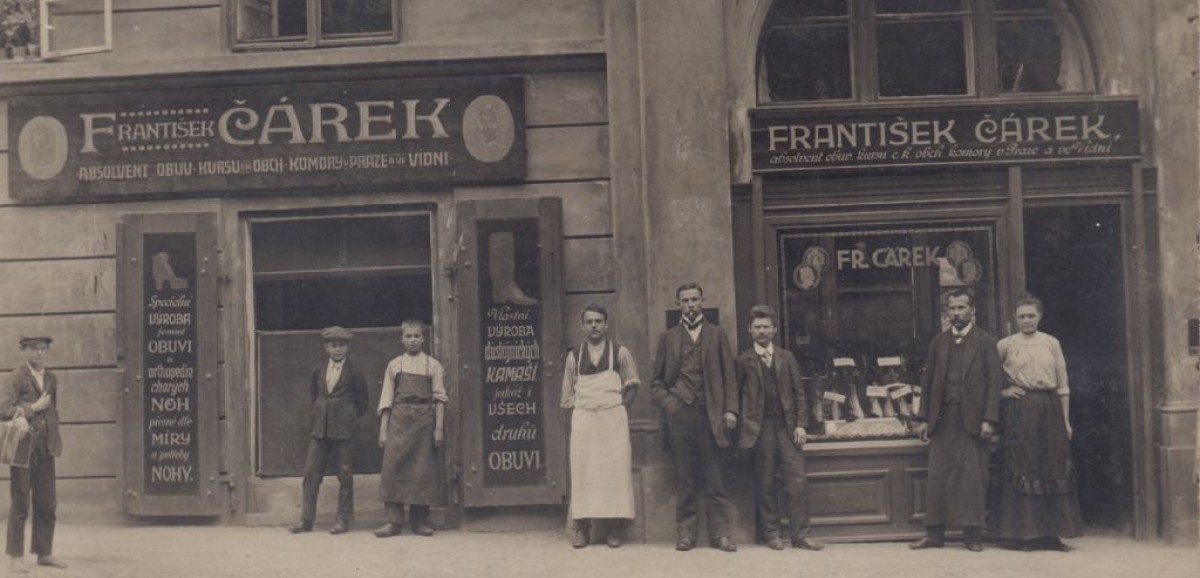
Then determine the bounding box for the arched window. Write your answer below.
[758,0,1094,103]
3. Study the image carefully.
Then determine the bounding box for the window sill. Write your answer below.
[0,36,607,89]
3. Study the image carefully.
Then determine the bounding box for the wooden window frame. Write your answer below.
[229,0,401,52]
[758,0,1093,105]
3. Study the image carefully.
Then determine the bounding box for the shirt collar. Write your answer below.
[26,363,44,377]
[753,342,774,357]
[328,358,345,367]
[952,322,974,338]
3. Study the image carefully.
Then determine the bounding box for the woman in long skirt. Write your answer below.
[996,295,1082,551]
[561,304,639,548]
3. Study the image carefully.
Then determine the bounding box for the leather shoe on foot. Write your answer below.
[606,532,622,548]
[675,538,696,551]
[965,541,984,552]
[1042,538,1072,552]
[571,529,589,549]
[328,520,349,535]
[412,524,434,537]
[766,537,785,551]
[37,555,68,569]
[9,557,28,574]
[793,537,825,551]
[288,521,313,534]
[909,537,944,550]
[712,536,738,552]
[374,523,403,538]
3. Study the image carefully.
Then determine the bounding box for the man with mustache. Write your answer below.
[910,290,1002,552]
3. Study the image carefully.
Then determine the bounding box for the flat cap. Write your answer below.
[19,335,52,347]
[321,326,353,341]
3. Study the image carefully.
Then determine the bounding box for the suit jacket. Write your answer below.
[916,327,1002,437]
[650,321,739,448]
[308,359,369,441]
[0,365,63,457]
[736,346,808,450]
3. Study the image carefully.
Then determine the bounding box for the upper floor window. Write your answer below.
[234,0,399,50]
[758,0,1093,103]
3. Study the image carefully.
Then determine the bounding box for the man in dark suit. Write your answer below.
[0,335,66,573]
[910,290,1002,552]
[737,306,823,552]
[290,326,369,535]
[650,283,739,552]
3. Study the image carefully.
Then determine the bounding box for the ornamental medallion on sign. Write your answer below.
[463,95,515,163]
[17,116,69,180]
[793,263,821,292]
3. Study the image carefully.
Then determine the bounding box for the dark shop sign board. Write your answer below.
[750,98,1140,173]
[120,213,222,516]
[7,76,525,201]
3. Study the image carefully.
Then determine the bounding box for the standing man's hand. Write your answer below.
[378,429,387,449]
[1064,421,1073,440]
[915,421,929,442]
[30,393,51,413]
[723,412,737,430]
[12,415,30,436]
[980,421,995,439]
[793,426,807,448]
[433,428,444,449]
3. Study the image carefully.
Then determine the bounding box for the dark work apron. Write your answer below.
[379,365,439,506]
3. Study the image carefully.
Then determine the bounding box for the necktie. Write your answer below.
[760,351,772,368]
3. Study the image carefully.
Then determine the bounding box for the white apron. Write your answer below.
[569,342,635,519]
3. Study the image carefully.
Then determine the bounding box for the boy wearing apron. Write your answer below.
[560,305,640,548]
[375,320,447,538]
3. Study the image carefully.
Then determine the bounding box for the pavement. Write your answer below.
[4,524,1196,578]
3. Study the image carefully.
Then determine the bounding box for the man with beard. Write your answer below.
[910,290,1002,552]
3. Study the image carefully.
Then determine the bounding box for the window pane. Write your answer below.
[321,0,393,35]
[877,21,967,96]
[997,19,1064,92]
[238,0,307,41]
[770,0,848,19]
[995,0,1049,11]
[762,25,853,101]
[779,224,997,440]
[875,0,962,14]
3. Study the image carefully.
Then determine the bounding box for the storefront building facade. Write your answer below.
[0,0,1195,545]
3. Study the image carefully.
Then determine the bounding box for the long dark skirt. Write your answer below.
[998,390,1082,540]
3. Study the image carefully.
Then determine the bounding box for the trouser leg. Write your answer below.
[29,450,55,556]
[300,438,329,523]
[777,422,811,540]
[755,417,782,540]
[409,504,429,529]
[384,503,405,526]
[7,464,31,557]
[700,414,730,541]
[334,440,354,522]
[667,402,700,541]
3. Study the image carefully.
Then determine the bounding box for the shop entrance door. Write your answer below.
[1023,204,1132,532]
[251,213,435,477]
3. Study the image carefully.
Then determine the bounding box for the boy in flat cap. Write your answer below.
[0,335,65,573]
[290,327,369,535]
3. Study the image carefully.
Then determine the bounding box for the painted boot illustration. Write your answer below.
[152,251,189,291]
[489,232,538,305]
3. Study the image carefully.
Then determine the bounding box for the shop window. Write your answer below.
[777,222,997,441]
[234,0,399,50]
[758,0,1093,103]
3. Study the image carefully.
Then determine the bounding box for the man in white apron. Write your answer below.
[561,305,640,548]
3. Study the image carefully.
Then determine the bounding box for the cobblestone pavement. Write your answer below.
[5,525,1196,578]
